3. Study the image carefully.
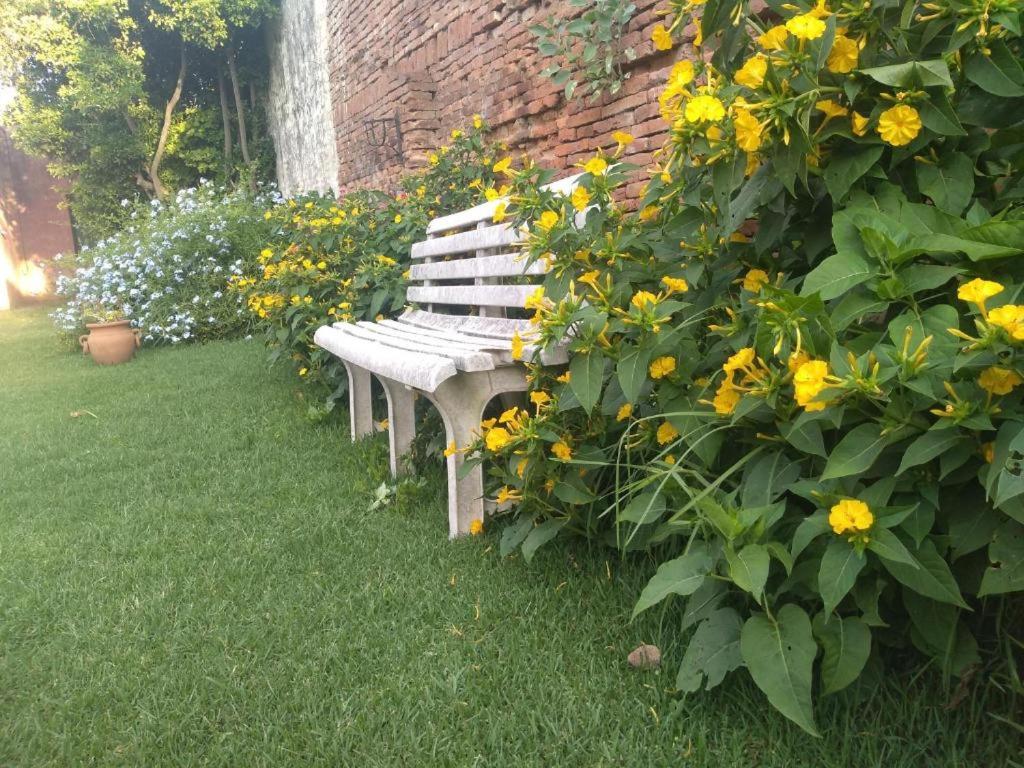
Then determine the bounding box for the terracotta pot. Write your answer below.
[79,320,141,365]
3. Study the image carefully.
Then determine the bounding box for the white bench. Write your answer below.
[313,175,580,538]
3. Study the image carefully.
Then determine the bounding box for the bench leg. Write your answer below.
[344,362,374,440]
[380,378,416,477]
[430,368,529,538]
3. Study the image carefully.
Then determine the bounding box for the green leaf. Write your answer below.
[569,350,604,414]
[801,252,875,300]
[867,527,917,566]
[830,290,889,331]
[879,538,968,607]
[618,491,665,525]
[792,511,831,560]
[681,577,727,631]
[821,423,886,480]
[819,539,866,615]
[965,43,1024,97]
[500,516,534,557]
[979,520,1024,596]
[824,146,883,203]
[918,93,967,136]
[632,547,713,618]
[617,346,651,403]
[897,428,966,475]
[860,59,953,89]
[677,608,744,693]
[726,543,770,603]
[521,518,566,563]
[812,614,871,695]
[916,152,975,215]
[782,418,827,458]
[740,604,820,736]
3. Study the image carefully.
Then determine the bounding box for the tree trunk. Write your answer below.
[150,45,187,200]
[248,80,258,145]
[226,47,254,192]
[217,67,233,174]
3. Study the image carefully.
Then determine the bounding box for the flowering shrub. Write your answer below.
[53,181,278,344]
[469,0,1024,733]
[236,119,500,399]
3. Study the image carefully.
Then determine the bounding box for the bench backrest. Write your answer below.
[406,174,581,318]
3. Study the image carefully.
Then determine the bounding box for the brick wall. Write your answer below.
[326,0,692,199]
[0,127,75,308]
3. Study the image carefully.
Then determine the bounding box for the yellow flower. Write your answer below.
[263,211,272,220]
[816,99,848,119]
[631,290,658,310]
[492,202,508,223]
[656,420,679,445]
[552,440,573,461]
[742,268,770,292]
[723,347,756,374]
[713,379,740,415]
[661,275,689,293]
[394,214,403,223]
[317,261,327,270]
[785,13,826,40]
[536,210,560,231]
[498,406,521,425]
[735,55,767,89]
[516,458,529,477]
[511,330,524,360]
[877,104,922,147]
[584,156,608,175]
[649,355,677,379]
[758,24,790,50]
[530,390,551,408]
[485,427,512,451]
[473,114,483,129]
[733,109,763,152]
[571,186,591,212]
[612,130,634,146]
[983,442,995,463]
[652,23,673,51]
[299,367,308,377]
[958,278,1004,315]
[988,305,1024,340]
[525,286,547,311]
[794,360,830,412]
[685,94,726,124]
[496,486,522,505]
[787,350,811,374]
[492,156,513,174]
[851,111,870,136]
[556,371,571,384]
[829,499,874,535]
[616,403,633,421]
[827,34,859,73]
[639,205,660,222]
[668,60,695,89]
[443,441,459,458]
[469,518,484,536]
[429,153,439,165]
[979,366,1022,395]
[260,248,273,259]
[450,129,463,140]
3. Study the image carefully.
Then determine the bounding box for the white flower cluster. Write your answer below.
[53,181,283,345]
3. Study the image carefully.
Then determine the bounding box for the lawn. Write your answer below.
[0,306,1019,767]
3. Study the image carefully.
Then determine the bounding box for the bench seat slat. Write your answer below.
[335,323,496,372]
[313,325,458,392]
[409,252,543,281]
[376,319,516,350]
[398,309,532,339]
[407,284,536,308]
[410,224,518,259]
[352,321,506,354]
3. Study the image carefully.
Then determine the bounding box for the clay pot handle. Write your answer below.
[79,334,90,354]
[132,328,142,348]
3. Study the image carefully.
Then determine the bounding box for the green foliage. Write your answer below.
[530,0,637,102]
[0,0,276,243]
[472,0,1024,734]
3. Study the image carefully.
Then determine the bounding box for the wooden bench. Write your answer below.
[313,175,580,538]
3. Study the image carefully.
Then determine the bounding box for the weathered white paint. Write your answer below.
[266,0,339,196]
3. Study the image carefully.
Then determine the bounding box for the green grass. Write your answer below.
[0,306,1019,767]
